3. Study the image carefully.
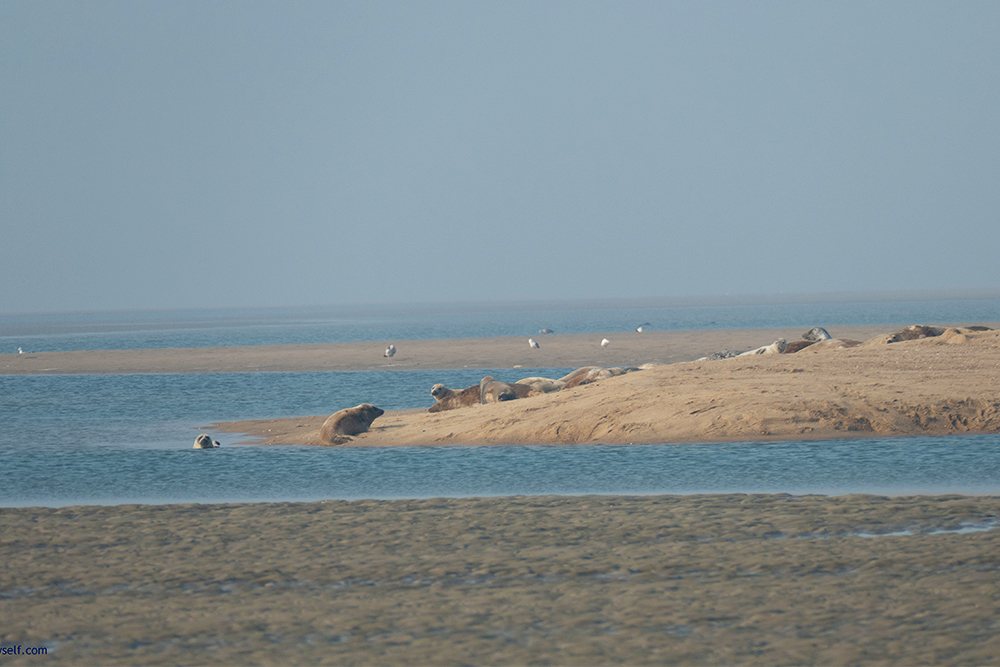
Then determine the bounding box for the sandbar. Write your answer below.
[0,325,915,374]
[209,325,1000,447]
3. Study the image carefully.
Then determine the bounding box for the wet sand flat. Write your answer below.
[2,494,999,665]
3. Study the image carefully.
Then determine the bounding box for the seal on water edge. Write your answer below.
[193,434,220,449]
[538,328,553,334]
[320,403,385,445]
[428,383,481,412]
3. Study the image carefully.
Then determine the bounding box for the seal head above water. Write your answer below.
[193,434,220,449]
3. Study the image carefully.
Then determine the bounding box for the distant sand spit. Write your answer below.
[212,327,1000,447]
[2,494,999,665]
[0,325,931,374]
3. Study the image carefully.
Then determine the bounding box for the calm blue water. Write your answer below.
[2,296,999,506]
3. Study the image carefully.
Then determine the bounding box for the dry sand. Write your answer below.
[209,325,1000,447]
[2,494,999,665]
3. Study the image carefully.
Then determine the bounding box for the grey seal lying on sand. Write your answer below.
[320,403,385,445]
[558,366,636,389]
[429,383,481,412]
[515,376,564,393]
[701,339,787,361]
[738,339,787,356]
[479,376,542,404]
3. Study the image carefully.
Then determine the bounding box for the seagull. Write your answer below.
[601,338,610,347]
[636,327,643,333]
[384,344,396,358]
[528,338,539,349]
[18,347,23,354]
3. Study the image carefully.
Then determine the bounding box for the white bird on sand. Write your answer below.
[636,327,643,333]
[601,338,610,347]
[18,347,23,354]
[528,338,539,349]
[384,344,396,358]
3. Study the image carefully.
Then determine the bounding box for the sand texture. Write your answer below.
[2,494,999,665]
[211,327,1000,447]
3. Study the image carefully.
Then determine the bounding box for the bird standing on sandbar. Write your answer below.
[601,338,610,347]
[384,344,396,358]
[528,338,539,349]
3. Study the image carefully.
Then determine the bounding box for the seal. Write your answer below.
[784,341,816,354]
[802,327,832,342]
[320,403,385,445]
[861,324,960,347]
[428,383,481,412]
[193,434,220,449]
[805,338,861,351]
[479,376,543,404]
[515,376,564,393]
[894,325,945,340]
[700,339,788,361]
[738,339,787,356]
[558,366,634,389]
[480,376,517,404]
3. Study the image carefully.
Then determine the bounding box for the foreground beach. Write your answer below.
[2,494,999,665]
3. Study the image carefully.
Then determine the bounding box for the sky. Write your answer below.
[2,1,999,314]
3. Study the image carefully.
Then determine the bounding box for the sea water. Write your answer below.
[1,296,999,506]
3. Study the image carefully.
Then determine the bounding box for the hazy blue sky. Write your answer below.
[2,1,998,314]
